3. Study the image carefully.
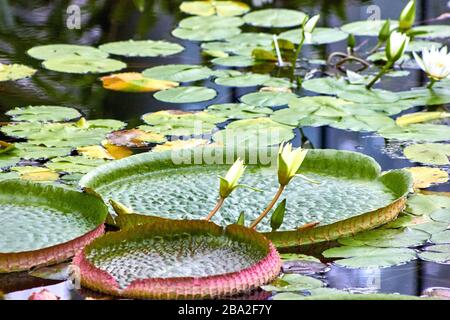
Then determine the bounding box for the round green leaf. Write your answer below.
[243,9,307,28]
[6,106,81,123]
[403,143,450,165]
[414,25,450,39]
[378,124,450,142]
[142,64,213,83]
[28,44,108,60]
[153,86,217,103]
[205,103,273,119]
[0,64,36,81]
[279,27,348,45]
[179,15,244,29]
[179,1,250,17]
[172,27,241,42]
[337,86,400,104]
[340,20,399,36]
[215,73,270,87]
[240,91,297,107]
[43,56,126,74]
[302,77,349,95]
[212,55,255,67]
[99,40,184,57]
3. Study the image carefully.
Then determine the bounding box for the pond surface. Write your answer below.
[0,0,449,300]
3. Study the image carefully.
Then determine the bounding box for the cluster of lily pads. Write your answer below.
[0,0,450,300]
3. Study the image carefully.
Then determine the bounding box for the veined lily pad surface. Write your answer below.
[80,148,411,240]
[74,220,281,299]
[0,180,108,273]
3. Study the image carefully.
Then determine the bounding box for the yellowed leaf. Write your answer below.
[11,166,59,182]
[102,142,133,160]
[396,112,450,127]
[153,139,215,152]
[107,129,166,147]
[0,140,14,154]
[260,86,292,93]
[77,145,114,160]
[406,166,449,189]
[101,72,178,93]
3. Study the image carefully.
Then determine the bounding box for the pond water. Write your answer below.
[0,0,449,300]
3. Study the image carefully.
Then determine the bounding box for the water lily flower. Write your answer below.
[277,142,308,186]
[386,31,410,63]
[219,158,246,199]
[28,289,60,300]
[399,0,416,31]
[413,46,450,88]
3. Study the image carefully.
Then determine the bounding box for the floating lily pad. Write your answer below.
[279,27,348,45]
[10,166,59,183]
[43,56,126,74]
[154,86,217,104]
[431,208,450,223]
[403,143,450,165]
[0,64,36,81]
[398,88,450,107]
[378,124,450,142]
[431,231,450,245]
[179,1,250,17]
[243,9,307,28]
[74,220,281,299]
[212,55,255,67]
[323,246,416,268]
[46,156,109,174]
[406,167,449,189]
[338,228,429,248]
[414,25,450,39]
[340,20,399,37]
[107,129,166,147]
[99,40,184,57]
[80,148,411,241]
[406,194,450,216]
[205,103,273,119]
[142,64,213,83]
[337,86,400,104]
[406,40,443,52]
[153,139,211,152]
[302,77,349,95]
[0,180,107,272]
[179,15,244,29]
[101,73,178,93]
[261,274,324,292]
[419,244,450,264]
[240,91,297,107]
[215,73,270,87]
[172,26,241,42]
[28,44,108,60]
[6,106,81,123]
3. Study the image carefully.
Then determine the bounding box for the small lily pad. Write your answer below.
[206,103,272,119]
[403,143,450,165]
[107,129,166,147]
[414,25,450,39]
[99,40,184,57]
[406,194,450,216]
[46,156,109,174]
[6,106,81,123]
[378,124,450,142]
[279,27,348,45]
[240,91,297,107]
[43,56,126,74]
[215,73,270,87]
[28,44,108,60]
[243,9,307,28]
[431,231,450,245]
[179,1,250,17]
[172,26,241,42]
[142,64,213,83]
[340,20,398,37]
[337,86,400,104]
[212,55,255,67]
[338,228,429,248]
[0,64,36,81]
[153,86,217,103]
[179,15,244,29]
[430,209,450,223]
[399,88,450,107]
[261,274,324,292]
[302,77,349,95]
[419,244,450,264]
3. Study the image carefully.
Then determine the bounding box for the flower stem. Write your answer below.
[250,185,286,229]
[205,198,225,221]
[290,34,306,82]
[366,61,393,90]
[427,78,436,89]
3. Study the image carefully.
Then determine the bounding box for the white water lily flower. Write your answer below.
[303,14,320,43]
[219,158,246,198]
[278,143,308,186]
[386,31,410,62]
[413,46,450,81]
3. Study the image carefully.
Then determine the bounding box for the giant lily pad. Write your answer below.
[142,64,213,83]
[80,148,412,248]
[243,9,307,28]
[179,1,250,17]
[27,44,108,60]
[99,40,184,57]
[154,86,217,103]
[74,220,281,299]
[6,106,81,123]
[43,56,126,74]
[0,64,36,81]
[0,180,107,273]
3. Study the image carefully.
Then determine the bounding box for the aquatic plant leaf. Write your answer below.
[323,246,416,268]
[152,139,211,152]
[341,20,399,36]
[0,180,107,272]
[281,293,426,300]
[77,146,114,160]
[107,129,166,147]
[337,86,400,104]
[27,44,108,60]
[142,64,213,83]
[215,73,270,87]
[172,26,241,41]
[419,244,450,264]
[338,228,429,248]
[0,64,36,81]
[0,141,14,155]
[279,27,348,45]
[396,112,450,127]
[302,77,349,95]
[431,231,450,244]
[83,119,126,131]
[43,56,126,74]
[413,25,450,39]
[378,124,450,142]
[406,167,449,189]
[179,15,244,29]
[227,32,274,47]
[46,156,109,174]
[179,1,250,17]
[142,110,224,126]
[330,111,395,132]
[430,208,450,223]
[261,274,324,292]
[205,103,273,120]
[405,40,443,52]
[406,194,450,216]
[0,153,21,169]
[102,143,133,160]
[0,171,19,181]
[99,40,184,57]
[398,88,450,107]
[212,118,295,147]
[6,106,81,123]
[101,73,178,93]
[212,55,256,67]
[243,9,307,28]
[11,166,59,182]
[154,86,217,103]
[240,91,297,107]
[74,220,281,299]
[403,143,450,165]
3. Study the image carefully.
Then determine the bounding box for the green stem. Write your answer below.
[427,78,436,89]
[366,61,393,90]
[205,197,225,221]
[250,185,286,229]
[290,34,305,82]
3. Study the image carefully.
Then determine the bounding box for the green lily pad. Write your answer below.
[153,86,217,103]
[142,64,213,83]
[403,143,450,165]
[46,156,109,174]
[340,20,399,37]
[431,231,450,245]
[99,40,184,57]
[302,77,349,95]
[261,274,324,292]
[419,244,450,264]
[330,111,395,132]
[431,208,450,223]
[406,40,443,52]
[0,64,36,81]
[0,180,107,272]
[74,220,280,299]
[6,106,81,123]
[414,25,450,39]
[172,26,241,42]
[14,144,72,160]
[323,246,417,268]
[205,103,273,119]
[27,44,108,60]
[215,73,270,87]
[0,171,20,181]
[212,118,295,147]
[211,55,256,67]
[337,86,400,104]
[406,194,450,216]
[43,56,126,74]
[226,32,274,46]
[279,27,348,45]
[243,9,307,28]
[80,148,411,237]
[179,1,250,17]
[0,153,21,169]
[338,228,429,248]
[378,124,450,142]
[398,88,450,107]
[179,15,244,29]
[240,91,297,107]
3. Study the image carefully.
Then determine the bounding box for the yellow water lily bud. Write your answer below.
[219,158,246,198]
[399,0,416,31]
[278,143,308,186]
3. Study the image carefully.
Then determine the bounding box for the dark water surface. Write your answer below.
[0,0,449,299]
